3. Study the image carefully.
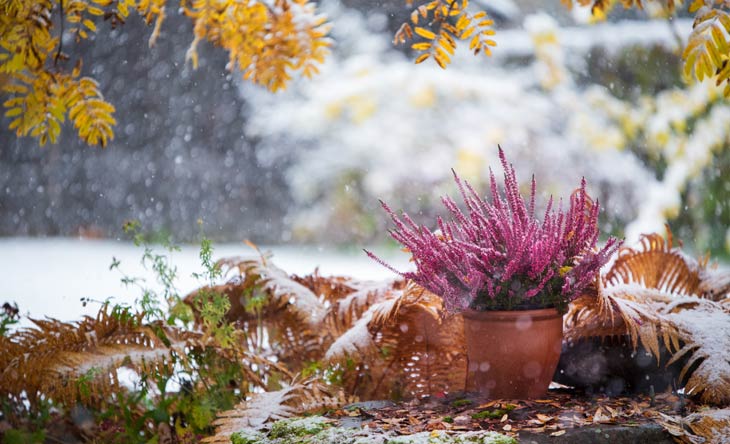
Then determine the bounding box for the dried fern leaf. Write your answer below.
[325,283,466,399]
[203,379,351,444]
[323,291,403,360]
[663,299,730,405]
[217,256,326,325]
[565,283,679,360]
[0,306,181,408]
[566,229,730,405]
[605,232,702,296]
[657,408,730,444]
[698,266,730,301]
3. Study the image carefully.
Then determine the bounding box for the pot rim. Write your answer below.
[461,307,562,322]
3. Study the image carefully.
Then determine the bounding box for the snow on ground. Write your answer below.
[0,237,410,326]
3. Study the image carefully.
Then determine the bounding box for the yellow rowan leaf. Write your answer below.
[689,0,705,13]
[72,61,82,78]
[411,9,419,25]
[411,42,432,51]
[456,15,470,32]
[435,46,451,64]
[712,25,728,54]
[415,53,430,64]
[4,107,22,118]
[434,52,447,69]
[87,6,104,15]
[460,26,476,40]
[473,11,487,19]
[439,37,455,55]
[415,26,436,40]
[83,19,97,32]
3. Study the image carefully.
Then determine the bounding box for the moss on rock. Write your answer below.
[229,416,516,444]
[268,417,331,439]
[230,429,267,444]
[386,430,517,444]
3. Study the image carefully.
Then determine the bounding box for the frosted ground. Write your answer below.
[0,238,409,326]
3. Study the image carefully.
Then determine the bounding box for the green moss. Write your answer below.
[471,404,516,420]
[385,430,516,444]
[269,417,330,439]
[230,429,266,444]
[450,399,473,407]
[228,417,515,444]
[442,416,454,423]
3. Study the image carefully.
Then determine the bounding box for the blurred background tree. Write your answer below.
[1,0,729,258]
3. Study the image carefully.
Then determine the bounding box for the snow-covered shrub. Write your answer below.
[240,2,669,244]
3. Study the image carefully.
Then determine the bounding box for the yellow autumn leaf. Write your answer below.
[4,107,22,118]
[83,19,97,32]
[414,26,436,40]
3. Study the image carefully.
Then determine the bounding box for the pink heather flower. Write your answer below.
[366,147,622,313]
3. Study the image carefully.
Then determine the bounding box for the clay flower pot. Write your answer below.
[462,308,563,399]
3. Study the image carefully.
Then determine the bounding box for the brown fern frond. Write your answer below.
[662,298,730,405]
[325,282,466,399]
[657,408,730,444]
[605,230,702,296]
[565,284,681,363]
[0,305,180,409]
[323,278,404,339]
[185,256,330,367]
[698,266,730,302]
[566,228,730,405]
[0,303,288,417]
[187,255,408,372]
[216,256,327,325]
[203,378,352,444]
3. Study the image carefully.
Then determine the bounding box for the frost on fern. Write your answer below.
[0,303,286,424]
[565,228,730,405]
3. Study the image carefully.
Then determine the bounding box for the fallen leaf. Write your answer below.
[550,430,566,436]
[536,414,554,423]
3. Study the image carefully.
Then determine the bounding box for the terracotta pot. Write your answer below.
[462,308,563,399]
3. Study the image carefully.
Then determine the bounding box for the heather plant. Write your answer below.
[367,147,621,313]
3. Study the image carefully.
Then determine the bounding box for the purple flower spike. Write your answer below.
[367,147,622,313]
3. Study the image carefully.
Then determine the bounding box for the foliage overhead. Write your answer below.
[563,0,730,96]
[367,147,621,312]
[394,0,496,68]
[0,0,331,146]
